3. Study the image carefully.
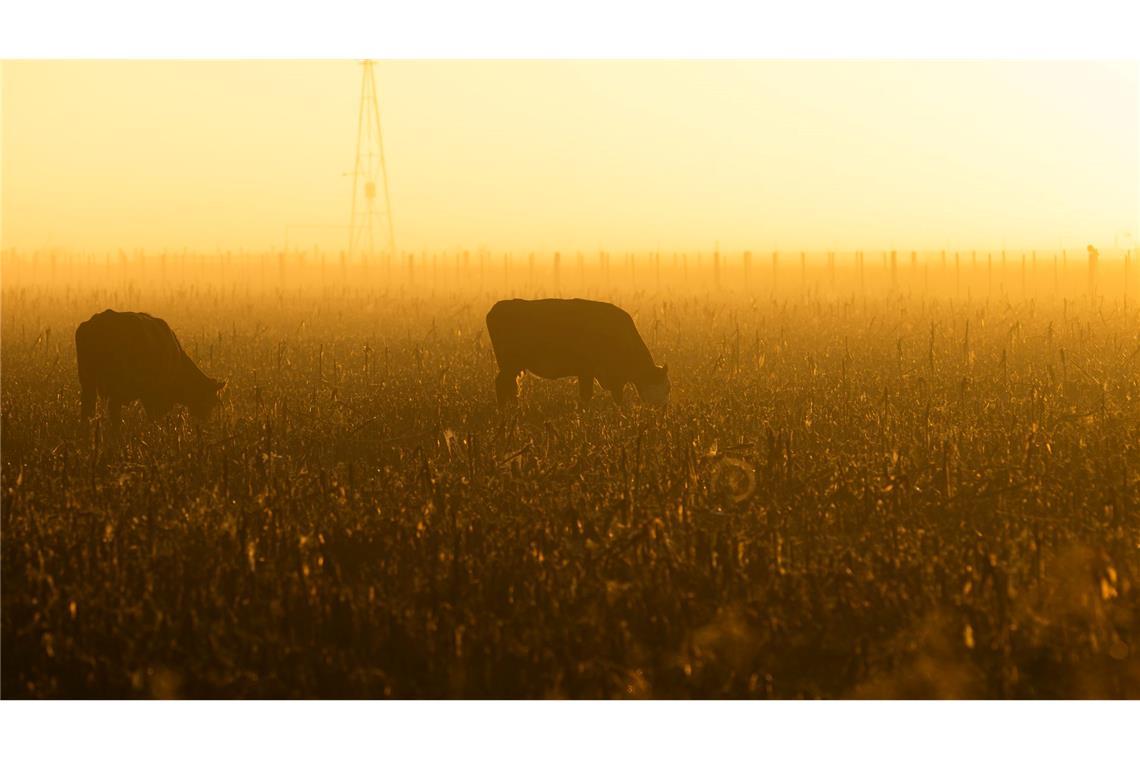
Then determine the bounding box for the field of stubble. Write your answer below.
[2,261,1138,698]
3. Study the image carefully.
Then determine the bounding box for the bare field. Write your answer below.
[2,252,1138,697]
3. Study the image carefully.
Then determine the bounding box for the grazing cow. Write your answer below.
[75,309,226,426]
[485,298,669,406]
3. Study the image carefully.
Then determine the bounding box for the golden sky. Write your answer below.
[2,60,1137,254]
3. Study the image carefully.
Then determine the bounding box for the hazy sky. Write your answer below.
[2,60,1137,254]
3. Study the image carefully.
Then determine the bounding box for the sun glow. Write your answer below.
[2,60,1137,255]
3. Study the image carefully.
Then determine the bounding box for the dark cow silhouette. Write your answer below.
[76,310,225,426]
[486,298,669,406]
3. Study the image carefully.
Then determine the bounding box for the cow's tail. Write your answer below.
[75,322,97,418]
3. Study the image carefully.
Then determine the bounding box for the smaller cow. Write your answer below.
[485,298,669,407]
[76,309,225,427]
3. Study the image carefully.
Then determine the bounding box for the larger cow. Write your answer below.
[76,310,226,425]
[485,298,669,406]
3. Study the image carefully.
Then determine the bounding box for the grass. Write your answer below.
[2,254,1138,697]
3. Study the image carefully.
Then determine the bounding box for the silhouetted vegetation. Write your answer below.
[2,250,1137,697]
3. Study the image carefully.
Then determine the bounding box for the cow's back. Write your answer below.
[76,310,183,398]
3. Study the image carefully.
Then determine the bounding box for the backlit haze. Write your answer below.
[2,60,1137,255]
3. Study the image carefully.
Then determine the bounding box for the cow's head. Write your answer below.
[638,364,670,406]
[189,378,227,420]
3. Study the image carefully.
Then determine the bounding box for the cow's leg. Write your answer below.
[107,397,124,439]
[142,395,173,420]
[78,354,99,419]
[605,380,625,405]
[578,375,594,406]
[80,379,97,420]
[495,369,521,407]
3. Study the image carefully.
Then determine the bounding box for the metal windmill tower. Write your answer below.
[348,60,396,260]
